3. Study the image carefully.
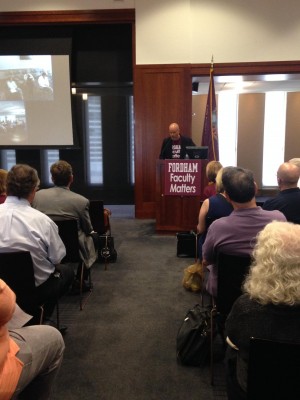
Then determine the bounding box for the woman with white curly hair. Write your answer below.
[225,220,300,400]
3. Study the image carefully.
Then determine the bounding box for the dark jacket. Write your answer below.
[159,135,195,159]
[262,187,300,224]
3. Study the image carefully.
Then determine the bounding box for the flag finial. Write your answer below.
[211,55,214,70]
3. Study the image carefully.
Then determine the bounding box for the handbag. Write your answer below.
[182,261,204,292]
[176,231,197,258]
[98,234,117,264]
[176,304,212,366]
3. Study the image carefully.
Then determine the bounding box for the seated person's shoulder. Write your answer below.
[208,213,231,230]
[262,197,276,209]
[68,190,89,204]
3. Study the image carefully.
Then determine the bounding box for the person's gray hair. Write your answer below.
[244,221,300,305]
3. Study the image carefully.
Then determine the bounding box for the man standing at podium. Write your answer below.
[159,122,195,159]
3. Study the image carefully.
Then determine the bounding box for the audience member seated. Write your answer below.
[0,168,7,204]
[0,279,65,400]
[225,221,300,400]
[202,160,223,199]
[5,76,23,100]
[263,162,300,224]
[37,71,53,95]
[0,164,74,322]
[196,168,233,260]
[202,166,286,297]
[32,160,97,290]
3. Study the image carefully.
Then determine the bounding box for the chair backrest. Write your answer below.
[89,199,105,234]
[0,251,39,315]
[216,252,252,315]
[53,218,81,263]
[247,337,300,400]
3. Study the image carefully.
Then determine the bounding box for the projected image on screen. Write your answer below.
[0,101,26,144]
[0,55,73,146]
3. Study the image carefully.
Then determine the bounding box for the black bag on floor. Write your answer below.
[176,304,212,366]
[98,234,117,263]
[176,231,197,258]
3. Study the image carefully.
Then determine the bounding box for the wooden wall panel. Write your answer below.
[134,65,192,218]
[286,92,300,161]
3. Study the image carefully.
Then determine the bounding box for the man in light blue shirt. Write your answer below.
[0,164,74,320]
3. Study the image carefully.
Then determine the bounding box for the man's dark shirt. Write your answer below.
[262,187,300,224]
[159,135,195,159]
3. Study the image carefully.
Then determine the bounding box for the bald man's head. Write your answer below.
[168,123,180,141]
[289,158,300,169]
[277,162,300,189]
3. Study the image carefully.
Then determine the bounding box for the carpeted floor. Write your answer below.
[52,218,227,400]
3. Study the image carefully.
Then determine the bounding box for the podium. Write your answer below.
[155,160,202,233]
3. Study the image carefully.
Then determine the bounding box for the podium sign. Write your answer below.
[164,160,201,196]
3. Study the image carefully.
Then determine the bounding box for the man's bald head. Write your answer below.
[289,158,300,169]
[168,122,180,141]
[277,162,300,188]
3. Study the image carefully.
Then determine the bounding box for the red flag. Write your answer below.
[201,66,219,161]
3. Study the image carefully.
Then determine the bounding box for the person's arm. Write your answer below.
[202,223,217,265]
[80,201,94,234]
[225,295,250,353]
[47,220,66,265]
[197,199,209,234]
[190,138,196,146]
[159,138,169,159]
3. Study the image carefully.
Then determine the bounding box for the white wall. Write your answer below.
[136,0,300,64]
[136,0,192,64]
[1,0,300,65]
[190,0,300,64]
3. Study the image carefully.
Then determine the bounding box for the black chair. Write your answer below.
[247,337,300,400]
[89,199,115,270]
[210,252,252,385]
[0,251,45,324]
[53,218,92,310]
[89,199,106,235]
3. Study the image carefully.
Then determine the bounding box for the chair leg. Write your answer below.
[56,300,60,330]
[79,262,93,311]
[210,304,217,385]
[79,261,84,310]
[39,305,45,325]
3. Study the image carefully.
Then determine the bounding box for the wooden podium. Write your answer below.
[155,160,202,233]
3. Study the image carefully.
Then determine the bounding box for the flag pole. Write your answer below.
[210,55,217,161]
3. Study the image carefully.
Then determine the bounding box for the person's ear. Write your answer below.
[254,181,258,194]
[28,187,37,204]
